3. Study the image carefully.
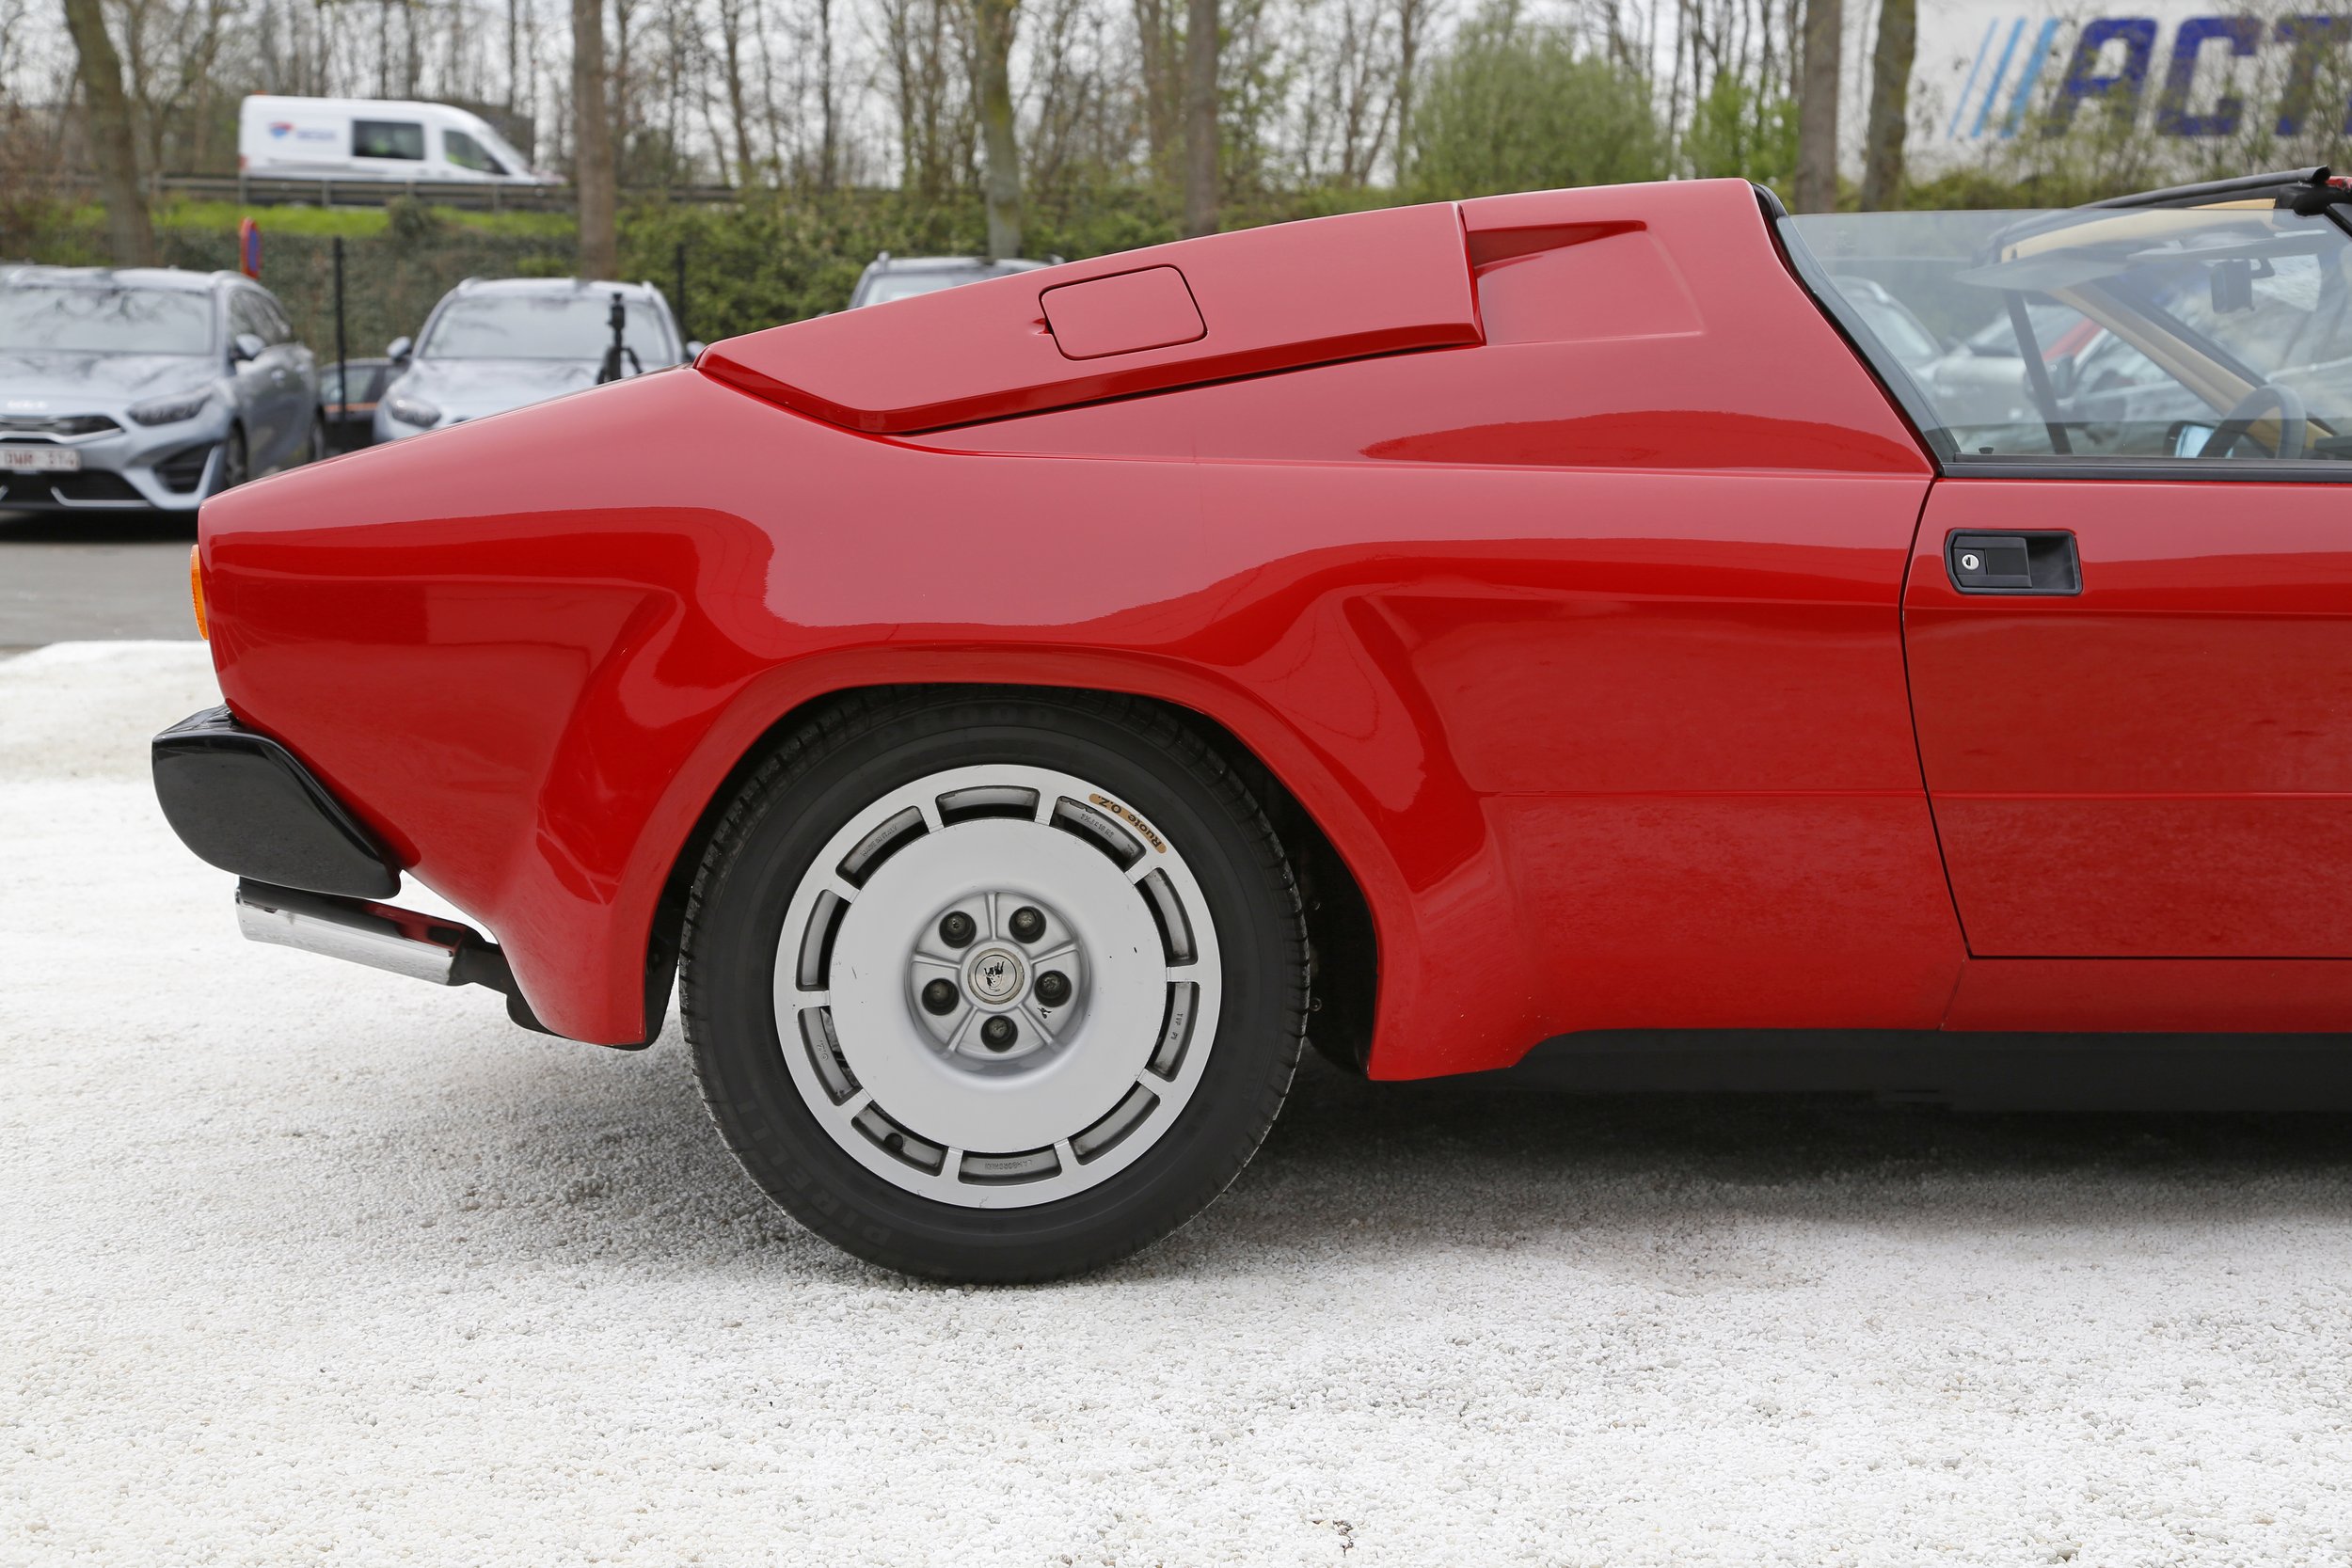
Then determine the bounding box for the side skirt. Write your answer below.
[1486,1029,2352,1112]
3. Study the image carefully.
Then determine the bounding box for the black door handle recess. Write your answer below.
[1947,531,2080,595]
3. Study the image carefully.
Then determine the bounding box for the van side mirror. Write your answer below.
[230,332,266,364]
[387,336,413,364]
[685,341,706,360]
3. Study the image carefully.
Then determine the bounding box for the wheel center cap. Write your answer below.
[964,944,1025,1006]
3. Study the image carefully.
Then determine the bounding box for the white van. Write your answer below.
[238,96,553,184]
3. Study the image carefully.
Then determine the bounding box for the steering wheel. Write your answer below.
[2204,382,2308,459]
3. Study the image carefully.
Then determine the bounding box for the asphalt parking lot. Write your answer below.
[6,640,2352,1563]
[0,513,199,650]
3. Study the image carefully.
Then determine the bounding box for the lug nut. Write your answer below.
[980,1016,1018,1052]
[920,978,959,1015]
[938,911,977,948]
[1009,905,1046,942]
[1034,970,1071,1006]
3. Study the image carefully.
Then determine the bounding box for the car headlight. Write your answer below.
[128,391,215,426]
[385,393,442,427]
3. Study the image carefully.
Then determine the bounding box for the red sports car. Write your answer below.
[155,169,2352,1280]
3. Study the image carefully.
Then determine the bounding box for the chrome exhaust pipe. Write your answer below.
[232,879,546,1031]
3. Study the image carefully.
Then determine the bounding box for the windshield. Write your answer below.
[856,269,998,307]
[420,294,671,362]
[445,130,509,175]
[1784,205,2352,464]
[0,285,214,356]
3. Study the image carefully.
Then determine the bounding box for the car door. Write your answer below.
[1889,200,2352,957]
[224,291,285,460]
[1906,480,2352,956]
[236,290,306,466]
[254,292,315,462]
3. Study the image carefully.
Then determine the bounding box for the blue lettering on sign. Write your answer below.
[1949,19,2001,139]
[1947,13,2352,141]
[1974,17,2029,137]
[2003,17,2064,135]
[2157,15,2261,135]
[2275,14,2352,135]
[2046,17,2158,135]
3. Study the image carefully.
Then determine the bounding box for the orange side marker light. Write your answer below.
[189,546,209,640]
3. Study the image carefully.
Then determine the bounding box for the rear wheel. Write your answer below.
[680,690,1308,1281]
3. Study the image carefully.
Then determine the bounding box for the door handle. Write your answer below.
[1947,531,2080,595]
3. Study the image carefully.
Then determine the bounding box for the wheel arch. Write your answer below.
[641,680,1382,1076]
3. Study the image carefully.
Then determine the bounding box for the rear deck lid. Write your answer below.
[699,202,1481,435]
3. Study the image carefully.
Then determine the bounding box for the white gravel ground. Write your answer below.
[6,641,2352,1566]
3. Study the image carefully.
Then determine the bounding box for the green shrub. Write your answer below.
[1406,1,1668,199]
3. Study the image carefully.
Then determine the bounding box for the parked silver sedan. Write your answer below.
[374,277,693,443]
[0,265,319,515]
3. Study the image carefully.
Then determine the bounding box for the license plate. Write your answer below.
[0,446,81,472]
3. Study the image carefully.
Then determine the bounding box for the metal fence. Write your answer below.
[153,225,578,361]
[45,173,740,214]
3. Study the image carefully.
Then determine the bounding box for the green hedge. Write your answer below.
[0,167,2183,358]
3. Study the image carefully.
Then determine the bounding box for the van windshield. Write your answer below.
[0,285,215,356]
[420,294,670,362]
[445,130,509,175]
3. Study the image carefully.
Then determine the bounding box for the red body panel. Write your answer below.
[201,178,2350,1073]
[926,182,1924,473]
[700,203,1480,433]
[1907,481,2352,958]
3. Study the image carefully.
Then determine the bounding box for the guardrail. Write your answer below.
[109,174,743,213]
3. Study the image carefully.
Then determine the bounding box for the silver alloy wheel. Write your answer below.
[772,763,1223,1207]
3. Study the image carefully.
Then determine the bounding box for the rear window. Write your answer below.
[1782,205,2352,467]
[0,285,214,355]
[353,119,424,161]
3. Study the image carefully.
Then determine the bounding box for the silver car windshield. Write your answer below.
[421,295,669,361]
[859,271,994,306]
[0,286,215,355]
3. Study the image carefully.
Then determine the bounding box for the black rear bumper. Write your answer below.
[151,705,401,898]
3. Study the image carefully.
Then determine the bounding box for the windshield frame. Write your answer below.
[1773,192,2352,483]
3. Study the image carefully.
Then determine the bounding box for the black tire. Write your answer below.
[212,428,248,496]
[306,413,327,464]
[679,689,1309,1281]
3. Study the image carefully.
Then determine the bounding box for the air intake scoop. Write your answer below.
[699,202,1481,434]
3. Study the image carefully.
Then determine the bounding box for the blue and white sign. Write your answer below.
[1909,4,2352,168]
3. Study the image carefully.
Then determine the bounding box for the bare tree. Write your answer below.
[574,0,619,277]
[117,0,236,188]
[1180,0,1215,233]
[1133,0,1181,174]
[60,0,153,264]
[1858,0,1910,209]
[1297,0,1397,186]
[716,0,760,181]
[1393,0,1429,183]
[813,0,839,186]
[1792,0,1837,211]
[970,0,1022,255]
[1023,0,1122,193]
[876,0,973,198]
